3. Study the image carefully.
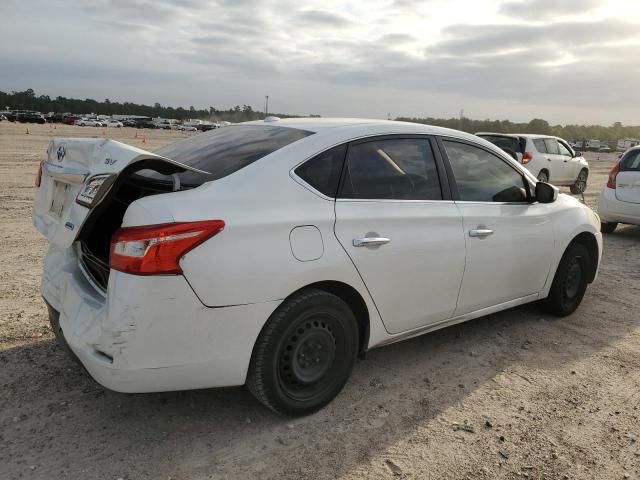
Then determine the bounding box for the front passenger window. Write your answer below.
[442,140,529,203]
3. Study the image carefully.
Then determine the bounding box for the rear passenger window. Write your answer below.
[339,138,442,200]
[295,145,347,197]
[533,139,547,153]
[443,140,528,203]
[544,139,560,154]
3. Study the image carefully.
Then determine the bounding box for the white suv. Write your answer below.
[33,119,602,415]
[476,133,589,193]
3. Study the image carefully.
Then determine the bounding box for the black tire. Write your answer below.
[570,169,588,194]
[537,170,549,182]
[246,288,358,416]
[600,222,618,233]
[544,243,590,317]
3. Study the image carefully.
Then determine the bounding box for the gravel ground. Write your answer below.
[1,122,639,480]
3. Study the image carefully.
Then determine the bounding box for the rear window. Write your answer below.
[143,125,314,186]
[478,135,523,154]
[621,150,640,171]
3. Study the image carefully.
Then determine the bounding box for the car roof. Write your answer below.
[241,117,483,142]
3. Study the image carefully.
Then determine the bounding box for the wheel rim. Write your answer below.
[538,172,548,182]
[563,258,583,300]
[575,172,587,192]
[278,314,339,401]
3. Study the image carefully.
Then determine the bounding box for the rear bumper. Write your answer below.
[598,187,640,224]
[42,244,279,393]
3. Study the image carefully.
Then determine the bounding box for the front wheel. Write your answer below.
[544,243,590,316]
[247,289,358,415]
[570,169,588,194]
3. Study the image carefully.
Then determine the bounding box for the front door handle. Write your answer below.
[469,229,494,238]
[353,237,391,247]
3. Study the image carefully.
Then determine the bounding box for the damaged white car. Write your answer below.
[34,118,602,415]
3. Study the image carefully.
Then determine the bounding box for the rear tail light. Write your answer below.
[110,220,225,275]
[606,163,621,189]
[522,152,534,165]
[35,161,43,187]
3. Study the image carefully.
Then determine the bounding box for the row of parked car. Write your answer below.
[478,131,640,233]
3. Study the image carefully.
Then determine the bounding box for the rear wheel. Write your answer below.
[537,170,549,182]
[570,169,588,194]
[247,289,358,415]
[600,221,618,233]
[544,243,590,316]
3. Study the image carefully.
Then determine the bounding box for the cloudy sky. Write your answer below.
[1,0,638,124]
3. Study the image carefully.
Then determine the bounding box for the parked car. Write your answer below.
[177,124,197,131]
[598,145,612,153]
[105,120,123,128]
[33,119,602,415]
[0,114,6,121]
[62,114,80,125]
[598,146,640,233]
[476,133,589,194]
[17,111,46,124]
[75,118,103,127]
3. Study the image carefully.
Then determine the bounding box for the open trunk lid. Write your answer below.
[33,138,208,249]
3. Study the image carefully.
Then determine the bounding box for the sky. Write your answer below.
[1,0,639,124]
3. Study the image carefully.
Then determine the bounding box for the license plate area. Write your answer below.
[49,181,69,218]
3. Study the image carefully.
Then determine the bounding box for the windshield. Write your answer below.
[141,125,314,186]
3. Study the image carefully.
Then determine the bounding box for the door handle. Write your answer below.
[353,237,391,247]
[469,229,494,238]
[546,158,552,162]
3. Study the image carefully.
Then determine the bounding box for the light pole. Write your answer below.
[265,95,269,118]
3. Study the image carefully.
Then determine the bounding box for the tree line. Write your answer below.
[395,116,640,144]
[2,89,637,142]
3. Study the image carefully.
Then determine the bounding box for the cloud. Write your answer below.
[499,0,601,19]
[295,10,352,27]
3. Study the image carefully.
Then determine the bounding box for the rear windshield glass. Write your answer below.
[141,125,314,186]
[622,150,640,171]
[478,135,523,154]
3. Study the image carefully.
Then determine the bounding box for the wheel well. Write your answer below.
[569,232,599,283]
[538,168,549,178]
[294,281,370,354]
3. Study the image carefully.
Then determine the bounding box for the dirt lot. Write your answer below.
[1,122,638,480]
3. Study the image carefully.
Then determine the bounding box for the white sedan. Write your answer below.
[105,120,123,128]
[75,118,103,127]
[33,119,602,415]
[598,146,640,232]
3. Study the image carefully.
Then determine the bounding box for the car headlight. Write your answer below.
[76,174,116,207]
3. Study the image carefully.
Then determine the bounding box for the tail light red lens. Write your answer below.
[522,152,534,165]
[606,163,621,189]
[110,220,225,275]
[35,161,43,187]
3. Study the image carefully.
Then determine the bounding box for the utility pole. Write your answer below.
[459,109,464,130]
[265,95,269,118]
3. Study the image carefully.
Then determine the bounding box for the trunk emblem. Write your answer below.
[56,145,66,162]
[64,222,75,231]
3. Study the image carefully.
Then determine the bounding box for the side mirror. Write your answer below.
[573,150,582,157]
[535,181,558,203]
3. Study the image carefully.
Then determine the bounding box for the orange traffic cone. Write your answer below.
[25,128,30,135]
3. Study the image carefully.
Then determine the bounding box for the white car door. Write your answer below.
[334,136,466,334]
[439,139,555,315]
[543,138,568,183]
[557,139,580,183]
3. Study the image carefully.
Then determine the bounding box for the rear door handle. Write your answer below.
[353,237,391,247]
[469,229,494,238]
